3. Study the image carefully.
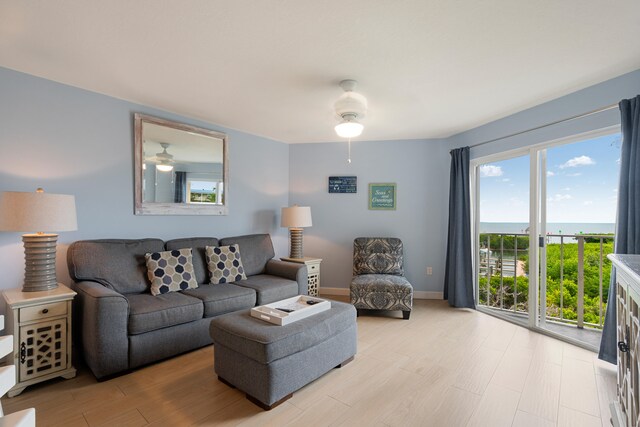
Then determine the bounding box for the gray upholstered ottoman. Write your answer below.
[209,301,357,410]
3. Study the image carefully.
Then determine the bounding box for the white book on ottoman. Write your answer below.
[251,295,330,325]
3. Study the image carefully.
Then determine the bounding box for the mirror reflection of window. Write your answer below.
[187,180,223,205]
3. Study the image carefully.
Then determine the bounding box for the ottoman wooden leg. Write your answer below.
[403,310,411,320]
[218,376,236,388]
[247,392,292,411]
[335,356,354,368]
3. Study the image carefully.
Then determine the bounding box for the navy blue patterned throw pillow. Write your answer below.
[205,244,247,284]
[145,248,198,296]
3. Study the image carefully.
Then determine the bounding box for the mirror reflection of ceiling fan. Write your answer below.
[145,142,175,172]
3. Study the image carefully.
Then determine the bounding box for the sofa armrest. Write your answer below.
[71,281,130,379]
[265,260,308,295]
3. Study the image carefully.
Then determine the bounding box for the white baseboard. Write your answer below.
[319,287,443,300]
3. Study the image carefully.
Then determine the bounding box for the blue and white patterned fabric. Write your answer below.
[350,238,413,318]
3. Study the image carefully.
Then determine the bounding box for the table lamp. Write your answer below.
[0,188,78,292]
[281,205,312,259]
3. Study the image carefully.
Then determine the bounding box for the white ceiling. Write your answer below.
[1,1,639,144]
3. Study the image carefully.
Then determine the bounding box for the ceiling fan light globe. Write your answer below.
[335,121,363,138]
[156,163,174,172]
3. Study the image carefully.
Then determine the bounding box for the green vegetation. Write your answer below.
[190,192,216,203]
[478,234,614,328]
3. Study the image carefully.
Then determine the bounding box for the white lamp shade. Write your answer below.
[281,206,312,228]
[0,190,78,233]
[335,121,364,138]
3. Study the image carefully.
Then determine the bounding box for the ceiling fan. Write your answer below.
[334,79,368,163]
[145,142,175,172]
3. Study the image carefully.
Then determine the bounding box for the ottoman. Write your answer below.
[209,301,357,410]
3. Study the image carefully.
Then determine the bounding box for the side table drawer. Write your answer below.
[309,263,319,273]
[20,301,67,322]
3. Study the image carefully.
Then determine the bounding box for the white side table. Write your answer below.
[3,284,76,397]
[281,257,322,296]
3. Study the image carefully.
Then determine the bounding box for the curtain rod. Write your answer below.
[469,102,619,149]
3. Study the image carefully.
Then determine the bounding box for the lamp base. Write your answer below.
[288,228,304,259]
[22,234,59,292]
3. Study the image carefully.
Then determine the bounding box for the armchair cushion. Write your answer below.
[353,237,404,276]
[350,274,413,311]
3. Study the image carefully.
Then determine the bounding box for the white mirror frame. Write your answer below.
[134,113,229,215]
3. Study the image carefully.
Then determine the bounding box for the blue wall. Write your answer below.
[2,66,639,298]
[0,67,291,290]
[449,69,640,159]
[290,69,640,295]
[289,139,450,295]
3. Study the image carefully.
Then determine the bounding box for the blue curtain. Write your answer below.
[174,171,187,203]
[599,95,640,364]
[444,146,475,308]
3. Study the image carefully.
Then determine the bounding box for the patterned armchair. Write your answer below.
[350,237,413,319]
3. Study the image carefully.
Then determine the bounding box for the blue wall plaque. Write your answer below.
[328,176,357,193]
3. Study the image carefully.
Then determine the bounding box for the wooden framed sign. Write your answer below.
[369,183,396,210]
[328,176,357,193]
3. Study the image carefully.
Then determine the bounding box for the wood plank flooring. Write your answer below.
[1,298,617,426]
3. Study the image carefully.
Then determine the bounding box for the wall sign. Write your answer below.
[329,176,357,193]
[369,183,396,210]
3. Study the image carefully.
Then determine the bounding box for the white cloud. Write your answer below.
[479,165,503,177]
[566,173,582,177]
[562,187,571,191]
[547,171,555,177]
[559,155,595,169]
[548,194,572,202]
[583,201,593,206]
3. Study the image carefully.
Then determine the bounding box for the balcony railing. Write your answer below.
[478,233,614,330]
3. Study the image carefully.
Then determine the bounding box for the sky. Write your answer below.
[479,132,621,224]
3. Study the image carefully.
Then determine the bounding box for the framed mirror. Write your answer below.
[134,113,228,215]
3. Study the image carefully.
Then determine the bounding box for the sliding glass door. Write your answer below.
[473,128,621,349]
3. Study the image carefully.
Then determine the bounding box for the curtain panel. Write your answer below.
[599,95,640,363]
[444,146,475,309]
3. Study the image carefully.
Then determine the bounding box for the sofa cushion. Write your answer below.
[206,244,248,284]
[219,234,275,276]
[125,292,204,335]
[67,239,165,294]
[233,274,298,305]
[182,283,256,317]
[165,237,219,285]
[145,248,199,296]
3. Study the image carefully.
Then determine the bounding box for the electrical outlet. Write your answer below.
[426,266,433,276]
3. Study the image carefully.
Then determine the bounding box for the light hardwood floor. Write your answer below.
[1,298,617,427]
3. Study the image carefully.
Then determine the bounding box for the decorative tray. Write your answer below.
[250,295,331,326]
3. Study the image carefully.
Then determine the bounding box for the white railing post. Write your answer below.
[577,236,585,329]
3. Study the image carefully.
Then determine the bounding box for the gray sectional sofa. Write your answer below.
[66,234,307,379]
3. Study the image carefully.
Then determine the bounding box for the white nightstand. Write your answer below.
[3,284,76,397]
[281,257,322,296]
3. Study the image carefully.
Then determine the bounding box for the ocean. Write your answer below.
[479,222,615,235]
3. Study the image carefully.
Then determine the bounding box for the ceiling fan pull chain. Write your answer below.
[348,138,352,164]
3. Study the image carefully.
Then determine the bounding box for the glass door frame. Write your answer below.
[471,125,621,334]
